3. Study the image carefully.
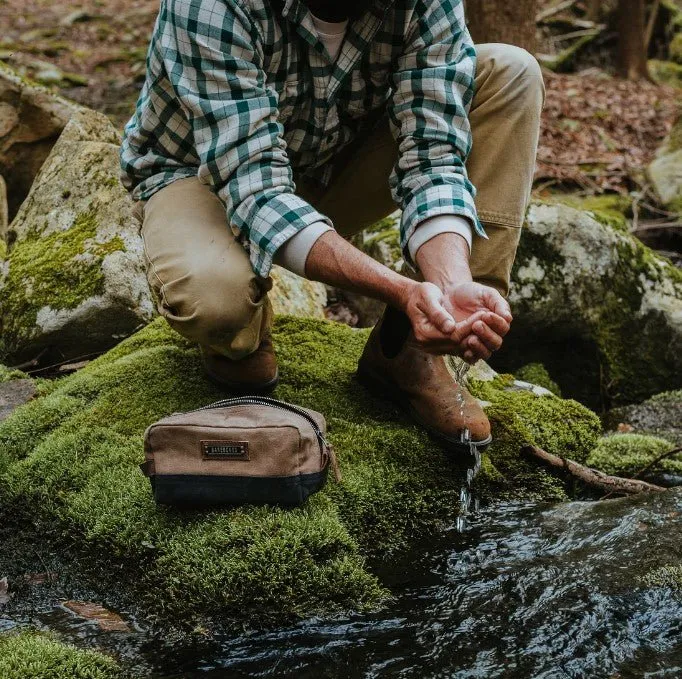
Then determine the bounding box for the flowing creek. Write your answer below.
[2,485,681,678]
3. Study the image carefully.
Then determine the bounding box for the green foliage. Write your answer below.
[514,363,562,397]
[0,364,27,384]
[0,631,122,679]
[0,317,603,623]
[586,433,680,477]
[649,59,682,89]
[0,211,125,357]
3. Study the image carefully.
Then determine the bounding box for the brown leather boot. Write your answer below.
[356,307,492,450]
[201,335,279,394]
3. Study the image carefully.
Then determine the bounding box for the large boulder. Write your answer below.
[0,62,79,223]
[0,109,156,364]
[0,316,601,625]
[498,203,682,406]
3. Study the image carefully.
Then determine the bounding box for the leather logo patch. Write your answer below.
[201,440,249,461]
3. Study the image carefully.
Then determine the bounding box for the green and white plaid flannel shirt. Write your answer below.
[120,0,485,277]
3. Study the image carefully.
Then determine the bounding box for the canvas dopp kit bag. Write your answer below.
[140,396,340,507]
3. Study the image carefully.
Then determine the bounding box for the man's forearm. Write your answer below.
[304,230,416,311]
[415,232,472,289]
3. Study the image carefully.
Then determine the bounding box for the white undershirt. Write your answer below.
[311,14,348,62]
[273,14,474,278]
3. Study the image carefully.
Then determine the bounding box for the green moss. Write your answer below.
[0,238,6,260]
[0,364,28,383]
[0,631,122,679]
[546,194,631,233]
[639,565,682,591]
[586,433,680,477]
[591,237,682,403]
[0,317,604,623]
[469,377,601,500]
[0,212,125,358]
[514,363,562,397]
[649,59,682,89]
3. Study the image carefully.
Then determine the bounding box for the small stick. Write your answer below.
[522,445,665,496]
[633,447,682,480]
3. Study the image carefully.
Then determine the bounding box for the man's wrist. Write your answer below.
[415,232,473,290]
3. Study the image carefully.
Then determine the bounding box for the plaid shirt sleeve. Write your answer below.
[164,0,331,278]
[388,0,486,267]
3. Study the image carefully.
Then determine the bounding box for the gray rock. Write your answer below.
[648,119,682,213]
[0,62,79,223]
[499,203,682,406]
[605,390,682,446]
[0,108,156,364]
[0,379,36,422]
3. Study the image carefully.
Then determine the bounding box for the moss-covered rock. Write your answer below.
[586,433,680,477]
[0,316,602,624]
[0,109,155,364]
[498,203,682,406]
[0,631,122,679]
[605,389,682,446]
[514,363,562,397]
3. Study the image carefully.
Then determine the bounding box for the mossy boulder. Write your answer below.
[0,316,601,625]
[587,433,680,478]
[0,108,156,364]
[605,389,682,446]
[497,203,682,406]
[0,631,122,679]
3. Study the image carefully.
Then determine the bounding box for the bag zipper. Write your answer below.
[186,396,341,481]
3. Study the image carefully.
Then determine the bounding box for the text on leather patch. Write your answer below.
[201,440,250,461]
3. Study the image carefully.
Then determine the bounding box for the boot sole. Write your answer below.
[204,367,280,395]
[355,364,492,454]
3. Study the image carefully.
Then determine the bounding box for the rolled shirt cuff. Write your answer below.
[407,214,473,263]
[273,221,334,278]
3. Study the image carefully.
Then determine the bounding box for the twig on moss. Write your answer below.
[633,447,682,480]
[522,445,665,496]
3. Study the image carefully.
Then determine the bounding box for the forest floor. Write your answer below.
[1,0,680,201]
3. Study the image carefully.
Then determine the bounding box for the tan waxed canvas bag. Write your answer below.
[140,396,340,507]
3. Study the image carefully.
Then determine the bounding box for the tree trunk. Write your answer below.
[466,0,538,53]
[616,0,650,79]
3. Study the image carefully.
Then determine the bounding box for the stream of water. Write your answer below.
[3,488,680,678]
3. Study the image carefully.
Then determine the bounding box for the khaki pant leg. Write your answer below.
[138,177,272,360]
[468,43,545,296]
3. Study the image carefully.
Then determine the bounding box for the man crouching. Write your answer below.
[120,0,544,451]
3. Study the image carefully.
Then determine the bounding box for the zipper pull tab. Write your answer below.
[326,441,342,483]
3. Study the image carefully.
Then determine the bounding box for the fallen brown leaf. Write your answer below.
[62,600,130,632]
